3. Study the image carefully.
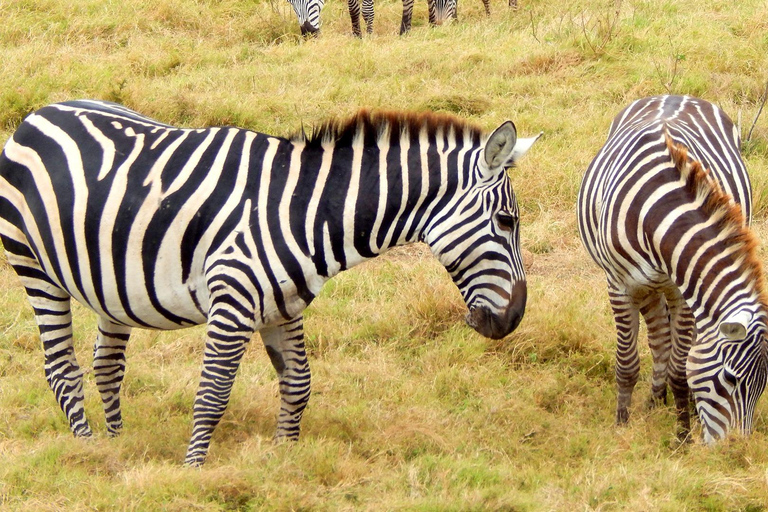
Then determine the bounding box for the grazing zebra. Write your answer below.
[288,0,325,36]
[578,95,767,442]
[400,0,457,34]
[347,0,456,37]
[0,100,540,466]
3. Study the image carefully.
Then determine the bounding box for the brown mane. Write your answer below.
[290,109,484,148]
[666,134,768,309]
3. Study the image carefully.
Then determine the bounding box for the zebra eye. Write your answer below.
[496,211,518,230]
[723,368,738,389]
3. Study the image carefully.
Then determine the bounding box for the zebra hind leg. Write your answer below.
[260,316,311,441]
[93,317,132,436]
[608,286,641,425]
[638,293,672,408]
[2,233,90,436]
[26,280,91,436]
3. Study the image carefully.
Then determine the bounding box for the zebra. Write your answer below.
[0,100,540,466]
[577,95,768,443]
[347,0,456,37]
[288,0,325,36]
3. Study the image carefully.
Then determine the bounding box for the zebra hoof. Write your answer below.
[615,408,629,425]
[273,433,300,444]
[675,427,692,443]
[646,393,667,409]
[72,424,93,438]
[183,453,207,468]
[106,424,123,437]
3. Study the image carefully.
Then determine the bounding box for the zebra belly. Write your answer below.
[33,245,210,330]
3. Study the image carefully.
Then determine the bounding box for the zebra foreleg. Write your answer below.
[93,318,131,436]
[668,296,695,439]
[259,316,311,442]
[638,293,672,407]
[184,307,253,467]
[608,286,641,424]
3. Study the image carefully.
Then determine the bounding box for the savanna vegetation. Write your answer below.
[1,0,768,509]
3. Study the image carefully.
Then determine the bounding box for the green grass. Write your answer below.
[2,0,768,509]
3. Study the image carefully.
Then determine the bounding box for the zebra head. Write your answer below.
[428,0,457,25]
[687,310,768,442]
[287,0,325,36]
[424,122,540,340]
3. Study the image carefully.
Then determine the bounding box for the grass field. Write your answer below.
[2,0,768,509]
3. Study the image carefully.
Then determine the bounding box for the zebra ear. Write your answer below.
[509,131,543,165]
[484,121,518,171]
[719,311,752,341]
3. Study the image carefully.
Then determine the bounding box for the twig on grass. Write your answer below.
[746,79,768,143]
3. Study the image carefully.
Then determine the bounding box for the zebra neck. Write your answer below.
[654,209,765,332]
[285,136,459,278]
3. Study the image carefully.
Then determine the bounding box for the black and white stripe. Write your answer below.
[0,99,539,465]
[288,0,325,36]
[578,95,768,442]
[400,0,456,34]
[346,0,457,37]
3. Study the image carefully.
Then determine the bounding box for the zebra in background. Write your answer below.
[399,0,457,34]
[0,100,540,466]
[578,95,767,442]
[288,0,325,36]
[347,0,457,37]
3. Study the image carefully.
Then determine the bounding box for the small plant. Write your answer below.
[652,36,686,94]
[579,0,622,57]
[746,79,768,144]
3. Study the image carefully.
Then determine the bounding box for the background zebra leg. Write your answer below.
[400,0,414,34]
[362,0,374,34]
[609,287,641,424]
[639,294,672,407]
[428,0,436,25]
[184,317,252,466]
[29,285,92,437]
[93,317,131,436]
[347,0,363,37]
[482,0,490,16]
[668,297,695,439]
[259,316,311,442]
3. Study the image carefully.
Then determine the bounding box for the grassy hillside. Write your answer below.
[1,0,768,509]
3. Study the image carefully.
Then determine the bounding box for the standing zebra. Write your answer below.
[578,95,768,442]
[0,100,540,466]
[288,0,325,36]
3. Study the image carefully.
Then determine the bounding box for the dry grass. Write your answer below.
[1,0,768,509]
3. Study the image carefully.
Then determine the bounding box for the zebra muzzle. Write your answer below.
[465,282,527,339]
[300,22,320,36]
